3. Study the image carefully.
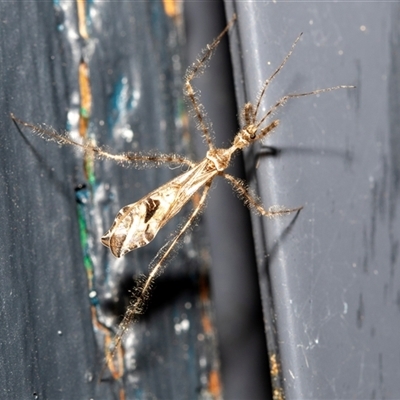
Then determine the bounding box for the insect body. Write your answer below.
[101,118,279,258]
[101,152,218,257]
[11,13,354,371]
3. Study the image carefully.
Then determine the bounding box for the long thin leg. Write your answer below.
[254,33,303,118]
[254,85,355,136]
[183,14,236,149]
[104,181,212,370]
[11,114,195,168]
[223,173,303,217]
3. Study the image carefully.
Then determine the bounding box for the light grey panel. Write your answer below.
[225,2,397,399]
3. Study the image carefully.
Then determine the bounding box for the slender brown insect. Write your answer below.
[11,14,354,369]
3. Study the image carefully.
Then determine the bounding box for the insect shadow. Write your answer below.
[11,13,355,372]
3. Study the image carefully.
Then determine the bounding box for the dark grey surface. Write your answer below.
[0,2,220,399]
[0,3,97,399]
[225,1,400,399]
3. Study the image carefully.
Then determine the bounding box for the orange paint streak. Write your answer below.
[118,388,126,400]
[91,307,125,380]
[273,388,285,400]
[199,275,213,334]
[201,314,213,335]
[77,0,89,39]
[162,0,180,18]
[208,369,222,398]
[270,353,280,378]
[78,60,91,138]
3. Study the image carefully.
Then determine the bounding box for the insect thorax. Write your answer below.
[205,147,235,172]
